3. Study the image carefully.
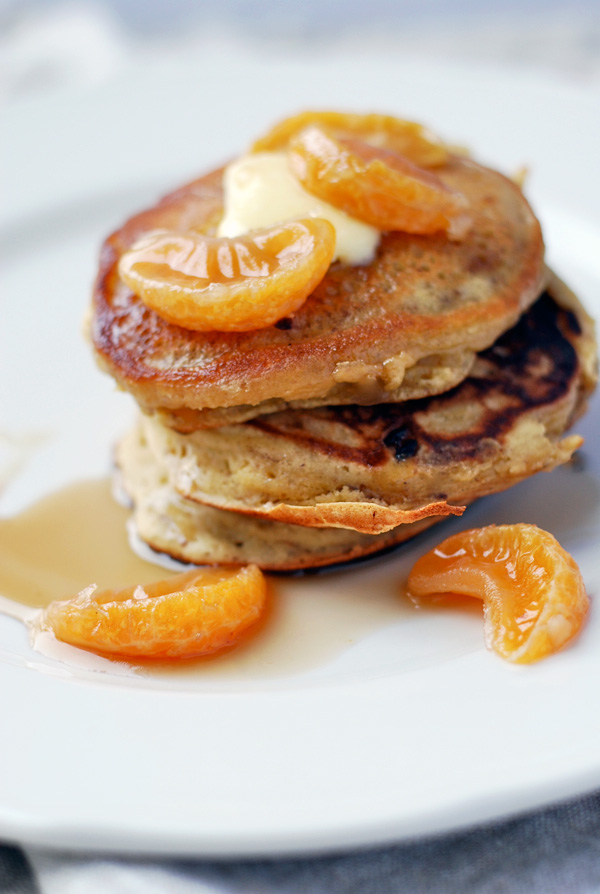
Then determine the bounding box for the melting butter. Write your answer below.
[217,151,379,265]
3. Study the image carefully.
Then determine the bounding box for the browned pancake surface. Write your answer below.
[132,277,596,534]
[91,156,545,418]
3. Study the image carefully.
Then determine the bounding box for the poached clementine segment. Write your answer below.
[118,218,336,332]
[42,565,267,659]
[252,110,449,167]
[288,127,471,239]
[407,524,589,664]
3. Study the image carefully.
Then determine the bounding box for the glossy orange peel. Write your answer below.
[407,524,589,663]
[288,127,471,238]
[252,110,449,167]
[118,218,336,331]
[41,565,267,659]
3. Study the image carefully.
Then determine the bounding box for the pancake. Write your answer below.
[127,272,596,537]
[91,155,545,427]
[152,348,476,432]
[116,430,440,571]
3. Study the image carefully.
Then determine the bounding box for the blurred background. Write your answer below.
[2,0,600,103]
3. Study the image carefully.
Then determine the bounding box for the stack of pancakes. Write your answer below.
[90,150,597,570]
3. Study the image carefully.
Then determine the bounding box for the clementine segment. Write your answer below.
[252,110,449,167]
[118,218,336,331]
[407,524,589,663]
[288,127,471,239]
[42,565,267,659]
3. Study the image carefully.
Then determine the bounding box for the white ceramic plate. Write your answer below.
[1,50,599,857]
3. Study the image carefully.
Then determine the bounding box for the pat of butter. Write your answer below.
[217,151,379,265]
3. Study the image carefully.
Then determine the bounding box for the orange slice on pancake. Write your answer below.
[289,127,471,238]
[118,218,336,331]
[252,110,449,167]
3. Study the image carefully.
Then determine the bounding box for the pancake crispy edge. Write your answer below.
[116,428,442,572]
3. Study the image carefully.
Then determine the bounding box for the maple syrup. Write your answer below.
[0,479,408,679]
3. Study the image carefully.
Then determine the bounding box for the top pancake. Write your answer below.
[91,155,545,425]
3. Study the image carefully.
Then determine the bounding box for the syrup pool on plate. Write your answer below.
[0,478,416,680]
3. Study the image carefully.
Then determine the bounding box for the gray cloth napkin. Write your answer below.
[3,790,600,893]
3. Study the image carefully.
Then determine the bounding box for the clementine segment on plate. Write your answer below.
[288,127,471,239]
[252,110,449,167]
[118,218,336,331]
[407,524,589,663]
[42,565,267,659]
